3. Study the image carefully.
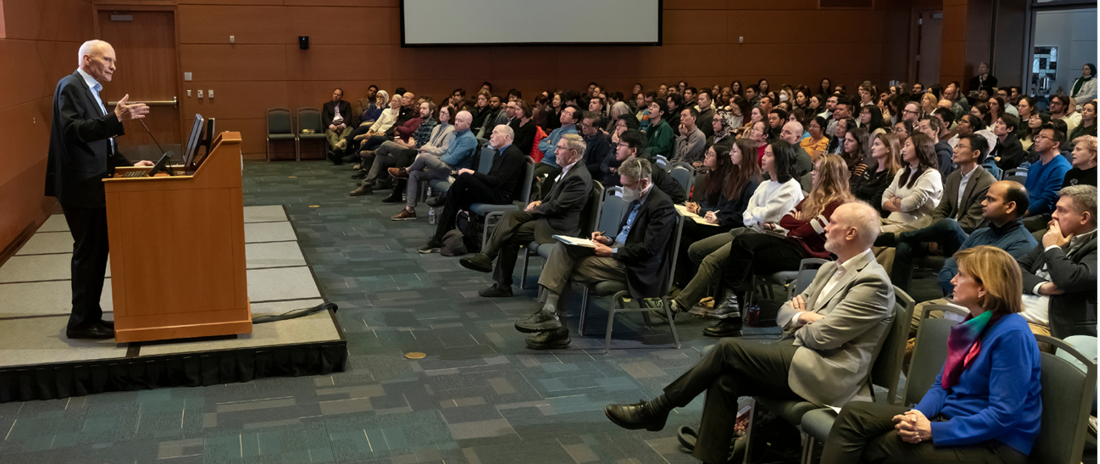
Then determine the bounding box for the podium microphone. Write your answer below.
[139,118,174,176]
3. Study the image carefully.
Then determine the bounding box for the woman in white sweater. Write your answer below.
[661,139,805,323]
[880,132,943,234]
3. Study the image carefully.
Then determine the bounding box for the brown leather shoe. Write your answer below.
[390,208,416,221]
[388,167,409,179]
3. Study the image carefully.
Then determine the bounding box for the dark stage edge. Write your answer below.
[0,309,347,403]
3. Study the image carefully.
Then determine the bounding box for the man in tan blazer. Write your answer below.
[891,134,998,291]
[603,201,895,464]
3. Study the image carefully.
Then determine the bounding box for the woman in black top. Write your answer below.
[842,126,871,181]
[854,132,902,216]
[510,100,537,156]
[859,105,888,136]
[676,141,738,285]
[1064,135,1097,187]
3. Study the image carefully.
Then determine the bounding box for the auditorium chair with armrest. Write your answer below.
[744,258,830,310]
[471,156,536,251]
[535,187,626,295]
[518,182,604,289]
[576,211,684,354]
[800,298,952,463]
[296,107,327,160]
[669,162,694,193]
[748,286,913,464]
[1030,335,1097,464]
[266,108,296,161]
[654,155,669,171]
[1004,167,1027,185]
[425,142,495,200]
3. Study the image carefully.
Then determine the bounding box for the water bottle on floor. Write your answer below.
[428,207,436,225]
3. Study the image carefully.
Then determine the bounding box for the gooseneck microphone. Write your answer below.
[139,118,173,176]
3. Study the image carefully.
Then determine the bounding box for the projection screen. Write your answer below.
[400,0,662,46]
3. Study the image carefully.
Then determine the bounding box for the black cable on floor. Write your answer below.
[252,302,338,324]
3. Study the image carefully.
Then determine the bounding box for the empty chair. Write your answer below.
[296,107,327,160]
[266,108,295,161]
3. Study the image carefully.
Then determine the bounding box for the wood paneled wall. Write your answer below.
[175,0,917,157]
[0,0,922,253]
[0,0,94,256]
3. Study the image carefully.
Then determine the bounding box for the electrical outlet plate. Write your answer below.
[197,90,203,98]
[208,90,214,98]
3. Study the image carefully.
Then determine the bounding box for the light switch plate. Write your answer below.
[187,89,191,97]
[208,89,214,98]
[184,72,192,81]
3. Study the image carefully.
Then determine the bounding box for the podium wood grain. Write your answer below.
[104,132,252,342]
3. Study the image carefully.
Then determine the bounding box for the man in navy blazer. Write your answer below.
[45,40,152,340]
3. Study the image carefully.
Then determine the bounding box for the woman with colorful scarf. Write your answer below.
[821,245,1042,464]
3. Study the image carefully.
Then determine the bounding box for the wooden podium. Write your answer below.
[104,131,252,343]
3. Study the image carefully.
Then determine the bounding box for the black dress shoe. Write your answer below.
[460,253,493,273]
[328,150,344,165]
[381,191,402,203]
[425,195,447,207]
[525,328,570,350]
[478,284,513,298]
[351,170,367,179]
[341,154,359,164]
[66,324,115,340]
[703,317,743,338]
[515,307,562,333]
[99,320,114,329]
[604,400,669,431]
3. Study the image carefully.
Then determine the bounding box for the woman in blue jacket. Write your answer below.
[821,245,1042,464]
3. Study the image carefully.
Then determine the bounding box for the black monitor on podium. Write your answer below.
[182,114,216,172]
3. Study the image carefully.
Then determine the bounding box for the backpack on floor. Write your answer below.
[455,210,482,253]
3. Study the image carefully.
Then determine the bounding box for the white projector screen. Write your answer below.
[401,0,662,46]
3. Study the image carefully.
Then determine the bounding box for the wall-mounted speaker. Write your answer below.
[299,36,309,50]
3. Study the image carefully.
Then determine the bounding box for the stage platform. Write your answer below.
[0,205,346,403]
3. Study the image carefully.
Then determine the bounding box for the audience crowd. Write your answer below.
[313,71,1097,463]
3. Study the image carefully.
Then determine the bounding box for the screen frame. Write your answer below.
[398,0,663,47]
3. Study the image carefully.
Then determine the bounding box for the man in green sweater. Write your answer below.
[645,99,675,160]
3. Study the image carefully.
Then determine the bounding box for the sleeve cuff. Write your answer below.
[1044,244,1061,252]
[1033,282,1045,295]
[810,215,828,234]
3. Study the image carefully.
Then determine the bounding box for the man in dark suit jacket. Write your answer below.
[322,88,352,149]
[419,124,528,253]
[515,158,677,349]
[891,135,998,291]
[45,40,152,340]
[459,134,594,296]
[1019,185,1097,338]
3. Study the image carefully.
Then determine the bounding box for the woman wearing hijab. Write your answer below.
[1071,63,1097,110]
[821,245,1041,464]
